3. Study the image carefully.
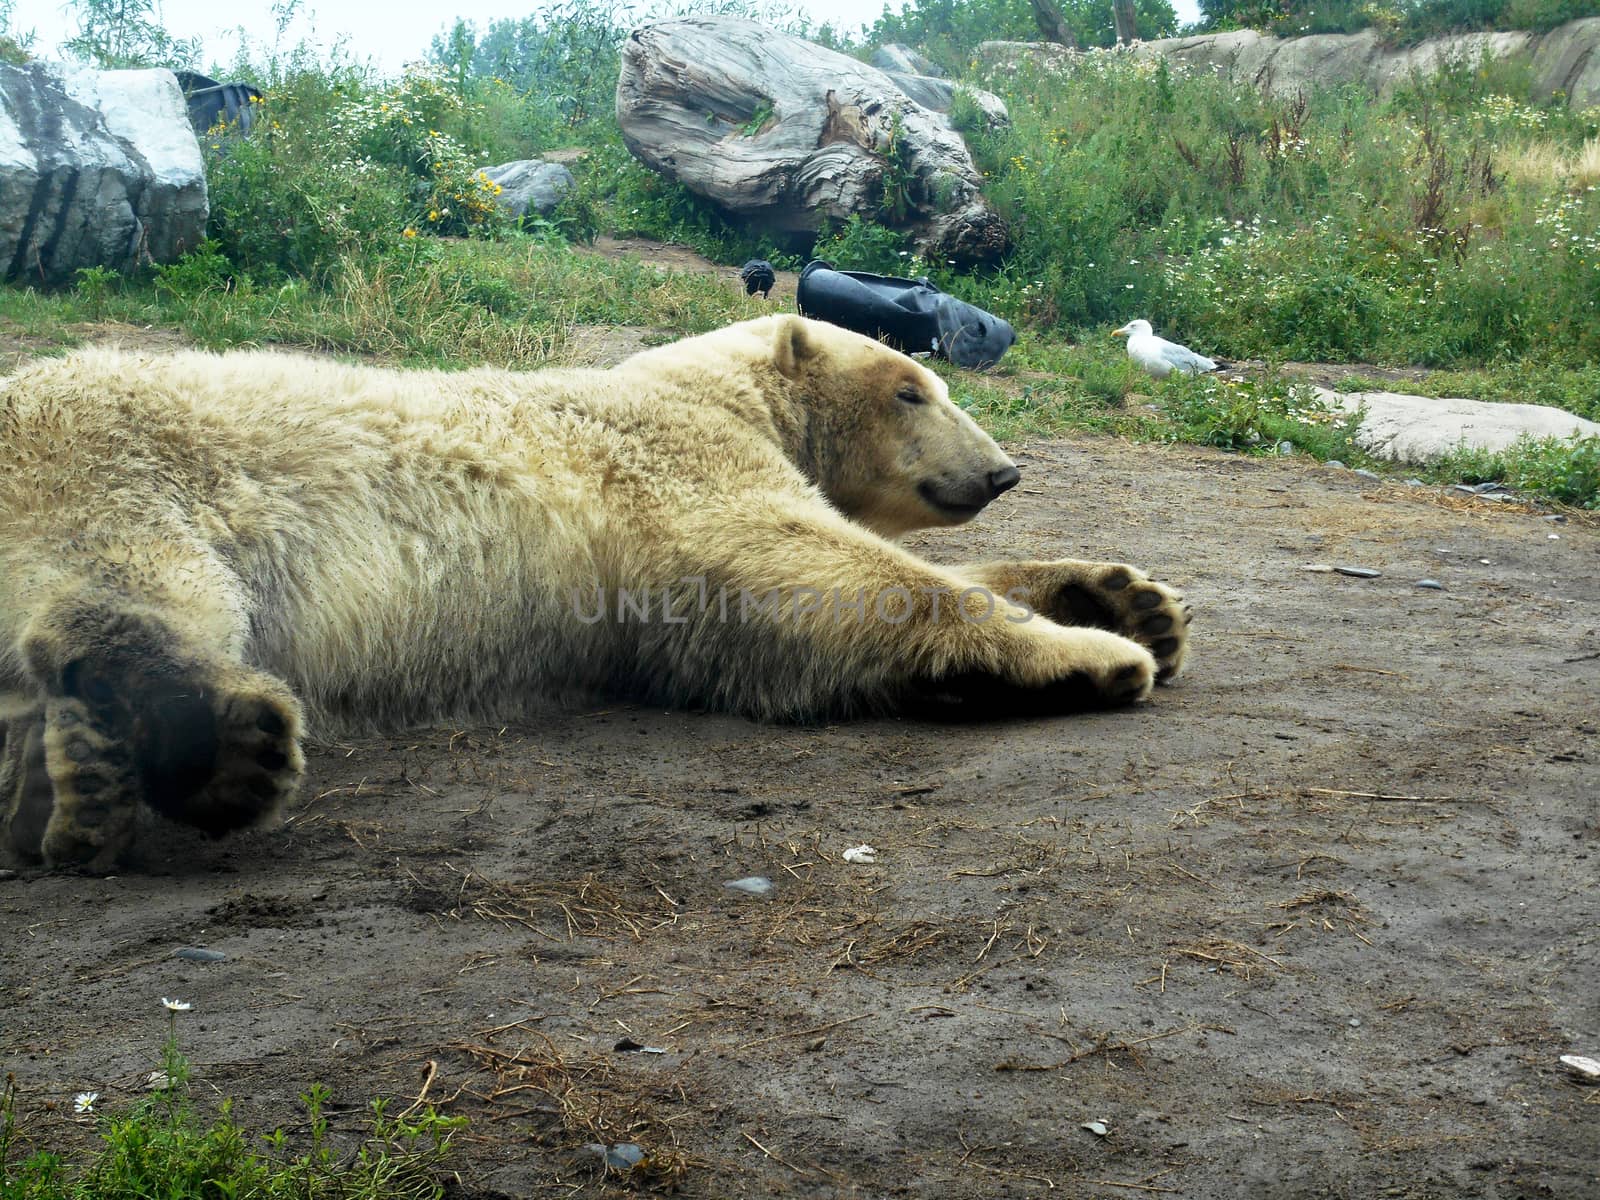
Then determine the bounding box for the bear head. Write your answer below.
[769,315,1020,538]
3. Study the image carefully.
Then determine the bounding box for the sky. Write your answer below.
[18,0,1204,77]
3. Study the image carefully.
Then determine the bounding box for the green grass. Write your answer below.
[1,239,767,369]
[1,1031,461,1200]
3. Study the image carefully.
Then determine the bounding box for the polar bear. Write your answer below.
[0,315,1190,869]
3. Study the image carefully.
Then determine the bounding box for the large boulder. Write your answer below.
[484,160,574,220]
[0,61,207,285]
[1317,386,1600,462]
[616,18,1008,264]
[977,18,1600,110]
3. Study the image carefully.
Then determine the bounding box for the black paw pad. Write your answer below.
[1131,589,1163,611]
[1152,637,1181,658]
[1140,614,1174,636]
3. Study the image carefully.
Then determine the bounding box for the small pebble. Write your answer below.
[842,844,879,864]
[1300,563,1334,573]
[1276,440,1294,455]
[1351,468,1382,481]
[1082,1120,1109,1137]
[1415,579,1444,590]
[1546,514,1568,524]
[723,876,774,897]
[1324,460,1346,469]
[1548,533,1560,540]
[583,1143,646,1170]
[1335,566,1381,579]
[1348,1017,1362,1028]
[1405,478,1426,487]
[173,947,227,963]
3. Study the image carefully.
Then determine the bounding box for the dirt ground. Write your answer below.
[3,418,1597,1197]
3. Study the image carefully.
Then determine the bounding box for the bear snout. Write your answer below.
[987,465,1021,498]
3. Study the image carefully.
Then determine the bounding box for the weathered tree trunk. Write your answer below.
[1113,0,1138,44]
[616,18,1010,264]
[1029,0,1076,48]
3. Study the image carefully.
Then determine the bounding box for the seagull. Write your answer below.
[1112,319,1224,379]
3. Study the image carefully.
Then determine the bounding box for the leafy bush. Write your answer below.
[1436,434,1600,507]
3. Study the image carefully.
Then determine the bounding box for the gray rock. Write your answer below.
[1351,468,1382,481]
[0,61,207,284]
[582,1142,646,1170]
[1335,566,1381,578]
[1313,385,1600,463]
[871,44,944,77]
[1324,460,1346,469]
[881,72,1009,128]
[723,875,774,897]
[617,19,1007,264]
[1110,19,1600,110]
[1405,478,1426,487]
[484,160,574,220]
[172,947,227,962]
[1277,440,1295,455]
[1416,579,1444,590]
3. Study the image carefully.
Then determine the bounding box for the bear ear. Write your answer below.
[772,315,819,380]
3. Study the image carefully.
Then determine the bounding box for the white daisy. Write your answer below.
[73,1091,99,1114]
[160,997,192,1012]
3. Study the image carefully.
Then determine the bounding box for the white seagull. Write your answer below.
[1112,319,1222,379]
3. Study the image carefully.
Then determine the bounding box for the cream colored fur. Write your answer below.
[0,315,1189,868]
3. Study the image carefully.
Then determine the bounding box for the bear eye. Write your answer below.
[896,385,925,406]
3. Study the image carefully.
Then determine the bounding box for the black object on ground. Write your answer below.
[740,259,776,298]
[797,260,1016,370]
[173,71,263,136]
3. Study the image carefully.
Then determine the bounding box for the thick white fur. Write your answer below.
[0,315,1189,866]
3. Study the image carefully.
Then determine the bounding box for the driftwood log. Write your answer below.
[616,18,1008,264]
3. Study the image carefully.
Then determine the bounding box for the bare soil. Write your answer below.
[3,436,1597,1198]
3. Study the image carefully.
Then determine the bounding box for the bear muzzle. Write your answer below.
[918,464,1021,520]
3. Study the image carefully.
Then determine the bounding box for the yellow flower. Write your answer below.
[428,209,440,222]
[402,227,418,238]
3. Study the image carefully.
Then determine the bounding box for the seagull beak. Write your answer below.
[1111,326,1129,338]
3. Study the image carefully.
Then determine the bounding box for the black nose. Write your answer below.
[987,465,1021,497]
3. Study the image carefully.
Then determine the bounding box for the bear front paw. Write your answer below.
[1033,563,1191,683]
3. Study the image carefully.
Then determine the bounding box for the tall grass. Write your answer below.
[946,48,1600,366]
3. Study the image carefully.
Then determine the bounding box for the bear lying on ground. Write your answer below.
[0,315,1190,869]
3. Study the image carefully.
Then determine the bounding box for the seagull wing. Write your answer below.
[1152,335,1216,374]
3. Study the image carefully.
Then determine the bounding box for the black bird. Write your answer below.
[739,259,776,298]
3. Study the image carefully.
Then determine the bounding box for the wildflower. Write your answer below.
[402,227,418,238]
[161,997,192,1012]
[428,209,440,222]
[74,1091,98,1114]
